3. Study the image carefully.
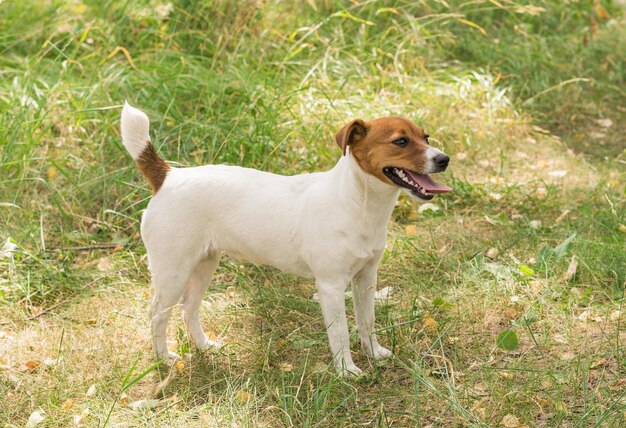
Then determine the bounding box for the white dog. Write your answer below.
[121,102,451,376]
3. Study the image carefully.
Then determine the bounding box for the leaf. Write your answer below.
[418,202,440,214]
[594,2,609,20]
[564,256,578,281]
[422,313,438,333]
[432,297,452,309]
[275,339,287,351]
[486,247,499,259]
[73,408,90,425]
[86,384,97,396]
[554,233,576,260]
[501,413,520,427]
[47,166,58,181]
[595,118,613,128]
[237,390,252,404]
[128,399,160,410]
[375,286,392,300]
[20,360,42,372]
[497,329,519,351]
[405,225,417,236]
[517,264,534,277]
[26,409,46,427]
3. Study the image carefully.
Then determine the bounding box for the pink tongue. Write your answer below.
[405,170,452,193]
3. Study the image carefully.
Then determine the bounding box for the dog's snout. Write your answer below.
[434,154,450,169]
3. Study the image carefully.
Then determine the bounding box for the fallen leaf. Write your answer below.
[375,286,392,300]
[564,256,578,281]
[577,309,591,321]
[590,313,605,323]
[96,257,111,272]
[26,409,46,427]
[20,360,42,372]
[111,244,124,253]
[47,166,58,181]
[279,362,294,372]
[486,247,499,259]
[237,390,251,404]
[423,315,438,333]
[128,399,161,410]
[418,202,440,213]
[595,118,612,128]
[594,2,609,20]
[501,413,520,427]
[496,329,519,351]
[275,339,287,351]
[548,170,568,178]
[590,358,608,369]
[73,408,90,425]
[0,238,18,259]
[86,384,97,396]
[63,399,73,410]
[405,224,417,236]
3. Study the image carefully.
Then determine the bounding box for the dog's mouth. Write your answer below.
[383,167,452,200]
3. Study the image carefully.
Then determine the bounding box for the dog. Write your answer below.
[120,102,451,376]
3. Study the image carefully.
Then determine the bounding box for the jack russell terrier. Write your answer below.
[120,102,451,376]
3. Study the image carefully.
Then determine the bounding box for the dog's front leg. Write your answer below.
[316,279,361,376]
[353,260,392,360]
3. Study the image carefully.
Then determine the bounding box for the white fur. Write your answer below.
[121,102,151,159]
[425,146,444,173]
[125,106,403,376]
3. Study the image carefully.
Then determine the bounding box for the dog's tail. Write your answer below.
[121,102,170,193]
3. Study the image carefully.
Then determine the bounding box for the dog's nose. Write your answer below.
[434,154,450,169]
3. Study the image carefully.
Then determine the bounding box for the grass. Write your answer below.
[1,0,624,426]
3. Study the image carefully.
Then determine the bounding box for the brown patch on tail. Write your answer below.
[136,141,170,193]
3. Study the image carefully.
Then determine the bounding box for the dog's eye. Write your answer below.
[424,134,430,144]
[392,137,408,147]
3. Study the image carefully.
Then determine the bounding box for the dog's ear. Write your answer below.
[335,119,368,156]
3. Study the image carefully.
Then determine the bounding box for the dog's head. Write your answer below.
[335,117,452,200]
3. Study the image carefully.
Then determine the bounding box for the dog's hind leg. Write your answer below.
[180,253,222,351]
[149,262,195,365]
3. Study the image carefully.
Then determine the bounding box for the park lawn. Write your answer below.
[1,1,624,427]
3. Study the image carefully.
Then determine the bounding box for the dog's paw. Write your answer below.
[198,339,223,351]
[336,364,363,378]
[367,344,392,360]
[160,351,181,366]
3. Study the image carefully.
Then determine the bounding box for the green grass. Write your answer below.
[1,1,625,426]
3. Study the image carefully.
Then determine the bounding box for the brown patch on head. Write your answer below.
[136,141,170,193]
[335,116,431,185]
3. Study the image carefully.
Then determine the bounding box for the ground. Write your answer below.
[0,1,624,427]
